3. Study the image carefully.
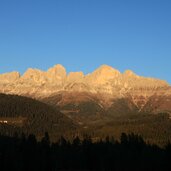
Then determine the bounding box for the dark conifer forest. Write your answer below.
[0,132,171,171]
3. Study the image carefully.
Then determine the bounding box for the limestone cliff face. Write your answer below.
[21,68,46,84]
[0,71,20,83]
[0,64,170,111]
[67,72,84,83]
[47,64,67,85]
[85,65,121,85]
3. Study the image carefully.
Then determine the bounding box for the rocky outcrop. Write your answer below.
[85,65,121,85]
[67,72,84,83]
[47,64,67,85]
[0,71,20,83]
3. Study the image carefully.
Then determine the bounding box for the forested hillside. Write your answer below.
[1,93,171,146]
[0,93,77,140]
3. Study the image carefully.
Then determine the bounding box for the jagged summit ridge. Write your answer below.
[0,64,170,97]
[0,64,169,83]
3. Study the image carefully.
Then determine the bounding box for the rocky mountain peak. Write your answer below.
[86,65,121,85]
[20,68,46,85]
[94,65,121,76]
[0,71,20,83]
[47,64,66,77]
[22,68,43,78]
[46,64,67,85]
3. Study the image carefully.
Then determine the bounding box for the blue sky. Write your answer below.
[0,0,171,83]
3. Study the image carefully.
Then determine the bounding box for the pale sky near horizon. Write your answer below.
[0,0,171,83]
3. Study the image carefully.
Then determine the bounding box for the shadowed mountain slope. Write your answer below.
[0,93,77,140]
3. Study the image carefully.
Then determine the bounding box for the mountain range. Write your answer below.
[0,64,171,144]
